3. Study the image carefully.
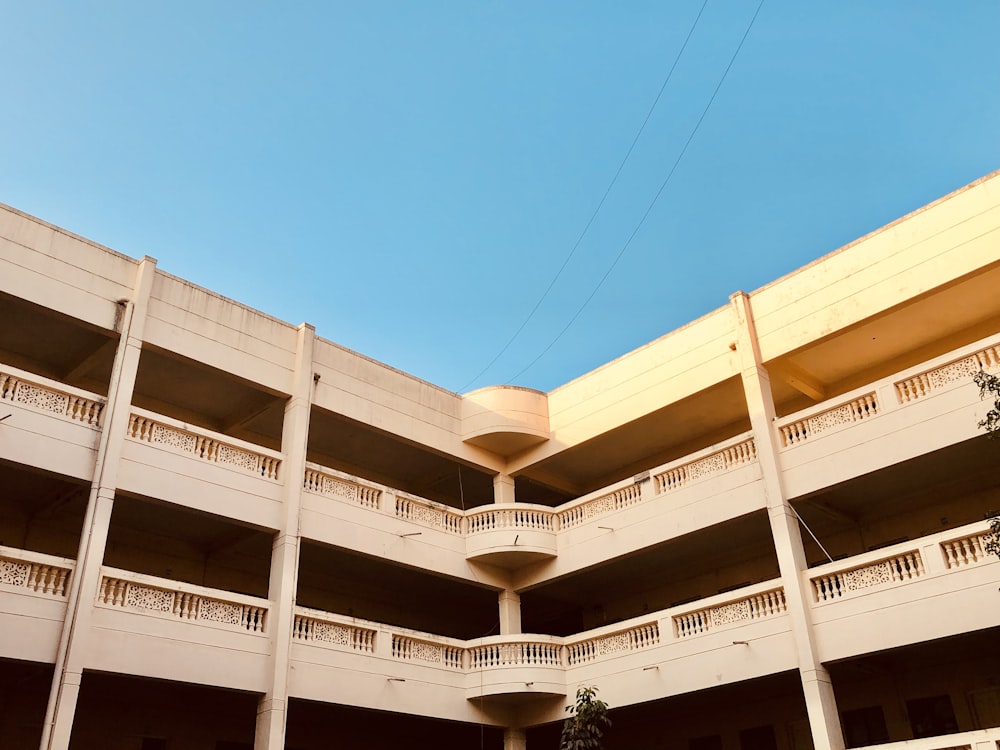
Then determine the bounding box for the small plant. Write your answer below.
[986,514,1000,559]
[974,370,1000,560]
[974,369,1000,436]
[560,686,611,750]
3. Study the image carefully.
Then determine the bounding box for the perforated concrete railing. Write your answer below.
[97,569,268,633]
[558,483,642,530]
[778,393,879,447]
[393,634,465,669]
[0,366,104,426]
[127,410,281,480]
[467,505,555,534]
[394,494,465,534]
[303,466,381,510]
[653,437,758,494]
[566,621,660,665]
[0,546,74,598]
[673,587,787,639]
[292,611,376,653]
[810,550,924,603]
[895,342,1000,403]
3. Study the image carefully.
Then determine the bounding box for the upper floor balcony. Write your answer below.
[0,363,105,480]
[2,330,998,589]
[806,520,1000,663]
[118,407,285,530]
[1,514,996,726]
[0,544,74,664]
[777,333,1000,499]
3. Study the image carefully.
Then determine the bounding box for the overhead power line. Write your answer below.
[505,0,765,385]
[459,0,711,393]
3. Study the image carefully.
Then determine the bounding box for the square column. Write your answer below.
[730,292,845,750]
[499,590,522,635]
[494,473,516,504]
[42,257,158,750]
[254,323,316,750]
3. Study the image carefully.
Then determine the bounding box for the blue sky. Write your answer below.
[2,2,998,393]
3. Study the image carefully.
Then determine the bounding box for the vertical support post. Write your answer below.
[255,323,316,750]
[498,589,522,635]
[494,473,516,504]
[730,292,845,750]
[42,257,157,750]
[504,728,527,750]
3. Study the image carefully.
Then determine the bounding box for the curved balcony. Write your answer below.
[466,636,565,698]
[465,504,557,567]
[461,385,549,457]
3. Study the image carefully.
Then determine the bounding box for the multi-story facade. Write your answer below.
[1,171,999,750]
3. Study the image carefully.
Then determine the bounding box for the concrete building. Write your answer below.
[1,171,999,750]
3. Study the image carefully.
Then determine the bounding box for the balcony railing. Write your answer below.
[672,586,787,638]
[293,607,376,653]
[566,620,660,665]
[0,364,104,427]
[291,578,788,683]
[96,567,269,634]
[895,341,1000,404]
[808,520,997,606]
[127,408,282,480]
[777,333,1000,450]
[302,431,761,547]
[0,545,74,598]
[652,436,758,494]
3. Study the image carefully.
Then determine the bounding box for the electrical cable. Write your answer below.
[505,0,765,385]
[458,0,711,392]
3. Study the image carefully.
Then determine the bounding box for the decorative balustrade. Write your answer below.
[653,437,758,494]
[303,466,381,509]
[97,570,268,633]
[392,634,464,669]
[394,495,465,534]
[567,621,659,665]
[673,587,787,638]
[0,546,73,597]
[468,639,563,669]
[126,410,281,480]
[941,530,994,569]
[467,506,555,534]
[292,610,376,653]
[0,367,104,426]
[778,392,879,447]
[558,484,642,530]
[811,550,924,603]
[895,342,1000,404]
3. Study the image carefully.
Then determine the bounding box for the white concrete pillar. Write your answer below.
[730,292,846,750]
[499,589,522,635]
[254,323,316,750]
[42,257,157,750]
[504,728,527,750]
[494,473,516,504]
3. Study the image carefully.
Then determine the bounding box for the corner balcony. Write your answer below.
[88,566,271,692]
[288,577,795,724]
[118,408,285,529]
[778,334,1000,498]
[807,520,1000,662]
[299,432,764,580]
[465,505,557,567]
[0,545,74,663]
[0,364,105,480]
